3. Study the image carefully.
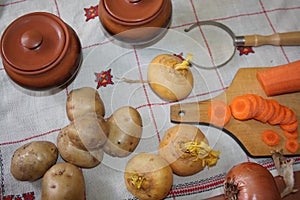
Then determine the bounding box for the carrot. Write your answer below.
[267,99,283,125]
[243,94,259,117]
[283,130,299,140]
[208,100,231,127]
[280,106,297,125]
[230,95,254,120]
[257,99,275,123]
[252,95,264,117]
[254,98,270,123]
[280,120,298,133]
[261,130,280,146]
[285,139,299,153]
[256,60,300,96]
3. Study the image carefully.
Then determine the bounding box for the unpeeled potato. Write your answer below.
[66,87,105,121]
[124,153,173,200]
[148,54,194,101]
[42,162,85,200]
[10,141,58,181]
[104,106,143,157]
[66,113,108,151]
[57,129,104,168]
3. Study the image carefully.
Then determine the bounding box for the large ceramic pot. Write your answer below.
[0,12,82,91]
[98,0,172,45]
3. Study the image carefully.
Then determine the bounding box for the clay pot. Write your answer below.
[98,0,172,45]
[0,12,82,91]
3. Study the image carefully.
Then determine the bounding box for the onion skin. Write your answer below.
[224,162,281,200]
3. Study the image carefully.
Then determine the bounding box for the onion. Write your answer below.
[224,162,281,200]
[147,54,194,101]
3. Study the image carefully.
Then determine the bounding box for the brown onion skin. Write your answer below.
[224,162,281,200]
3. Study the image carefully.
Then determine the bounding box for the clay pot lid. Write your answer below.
[103,0,164,24]
[1,12,67,72]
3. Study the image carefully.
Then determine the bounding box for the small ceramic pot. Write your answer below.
[0,12,82,91]
[98,0,172,45]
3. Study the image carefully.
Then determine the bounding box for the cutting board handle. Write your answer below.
[243,31,300,46]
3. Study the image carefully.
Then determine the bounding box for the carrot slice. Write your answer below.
[268,99,283,125]
[230,96,253,120]
[283,130,299,140]
[260,99,275,123]
[285,139,299,153]
[254,99,271,123]
[280,106,297,125]
[256,60,300,96]
[208,100,232,127]
[243,94,259,118]
[252,95,264,117]
[261,130,280,146]
[280,120,299,133]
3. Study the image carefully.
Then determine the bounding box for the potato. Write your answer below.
[42,162,85,200]
[104,106,143,157]
[148,54,194,101]
[124,153,173,200]
[66,87,105,121]
[10,141,58,181]
[65,113,108,151]
[57,130,104,168]
[159,124,220,176]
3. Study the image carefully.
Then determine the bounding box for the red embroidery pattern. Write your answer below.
[95,69,114,89]
[3,192,35,200]
[173,52,184,61]
[237,46,255,56]
[84,5,98,22]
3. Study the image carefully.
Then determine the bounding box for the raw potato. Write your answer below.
[42,162,85,200]
[159,124,220,176]
[10,141,58,181]
[66,87,105,121]
[57,128,104,168]
[104,106,143,157]
[124,153,173,200]
[148,54,194,101]
[66,113,108,151]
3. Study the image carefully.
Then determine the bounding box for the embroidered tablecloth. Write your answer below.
[1,0,300,199]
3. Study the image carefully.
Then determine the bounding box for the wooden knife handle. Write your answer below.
[244,31,300,46]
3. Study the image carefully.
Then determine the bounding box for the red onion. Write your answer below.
[224,162,281,200]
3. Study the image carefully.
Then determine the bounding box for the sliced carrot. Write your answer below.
[256,60,300,96]
[254,98,270,123]
[283,130,299,140]
[267,99,283,125]
[243,94,259,118]
[280,106,297,125]
[252,95,265,117]
[280,120,298,133]
[261,130,280,146]
[259,99,275,123]
[208,100,232,127]
[230,96,253,120]
[285,139,299,153]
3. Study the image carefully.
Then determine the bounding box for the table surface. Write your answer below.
[1,0,300,199]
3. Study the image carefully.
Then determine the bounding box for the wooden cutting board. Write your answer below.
[170,67,300,157]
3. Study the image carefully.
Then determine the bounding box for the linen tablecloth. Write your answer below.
[1,0,300,199]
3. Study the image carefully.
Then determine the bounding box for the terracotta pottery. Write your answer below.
[0,12,82,91]
[98,0,172,45]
